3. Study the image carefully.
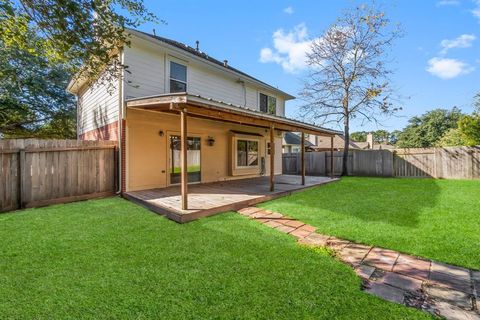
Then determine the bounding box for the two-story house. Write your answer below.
[67,29,338,219]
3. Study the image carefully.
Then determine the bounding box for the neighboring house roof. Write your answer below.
[283,132,315,146]
[315,134,363,150]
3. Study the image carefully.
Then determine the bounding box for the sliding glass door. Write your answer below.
[169,135,201,185]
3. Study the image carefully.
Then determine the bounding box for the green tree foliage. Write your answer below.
[457,114,480,146]
[0,0,157,138]
[350,131,368,142]
[436,128,465,147]
[1,0,157,83]
[0,18,76,138]
[396,108,464,148]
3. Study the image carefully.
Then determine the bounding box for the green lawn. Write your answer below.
[0,198,430,319]
[260,177,480,270]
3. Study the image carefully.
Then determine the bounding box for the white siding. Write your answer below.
[122,36,288,116]
[77,75,119,135]
[124,43,165,99]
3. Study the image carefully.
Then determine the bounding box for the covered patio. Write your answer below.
[124,175,337,223]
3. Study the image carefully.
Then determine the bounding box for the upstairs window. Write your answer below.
[259,93,276,115]
[170,61,187,93]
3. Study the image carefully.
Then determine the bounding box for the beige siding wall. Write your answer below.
[123,36,287,116]
[77,73,119,136]
[126,109,282,191]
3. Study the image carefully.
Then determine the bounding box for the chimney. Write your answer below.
[195,40,200,51]
[366,133,374,149]
[223,59,228,67]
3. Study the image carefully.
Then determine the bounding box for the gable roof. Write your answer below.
[283,132,315,146]
[126,29,295,100]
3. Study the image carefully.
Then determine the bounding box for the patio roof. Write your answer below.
[126,93,341,137]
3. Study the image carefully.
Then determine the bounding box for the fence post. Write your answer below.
[18,149,26,209]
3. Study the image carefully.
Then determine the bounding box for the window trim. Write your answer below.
[169,60,188,93]
[259,92,277,115]
[234,137,260,169]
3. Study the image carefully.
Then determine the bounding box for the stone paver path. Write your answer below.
[238,207,480,320]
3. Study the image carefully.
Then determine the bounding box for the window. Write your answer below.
[236,139,259,167]
[170,61,187,93]
[259,93,276,114]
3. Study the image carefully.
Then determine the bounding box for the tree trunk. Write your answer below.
[342,116,350,176]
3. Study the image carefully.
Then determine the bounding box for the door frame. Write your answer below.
[167,132,202,186]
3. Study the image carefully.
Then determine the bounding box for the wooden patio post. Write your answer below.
[301,132,305,185]
[270,124,275,191]
[180,108,188,210]
[330,135,334,178]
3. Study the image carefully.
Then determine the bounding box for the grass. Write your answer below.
[259,177,480,270]
[0,197,431,319]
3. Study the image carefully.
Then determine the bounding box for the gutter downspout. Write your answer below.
[116,49,125,194]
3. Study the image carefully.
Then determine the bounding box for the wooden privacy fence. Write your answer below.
[283,146,480,179]
[0,139,118,213]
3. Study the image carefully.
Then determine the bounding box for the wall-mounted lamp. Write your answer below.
[158,130,164,137]
[207,136,215,146]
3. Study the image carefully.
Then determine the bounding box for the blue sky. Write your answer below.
[137,0,480,132]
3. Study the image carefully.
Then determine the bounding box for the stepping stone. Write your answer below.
[238,207,262,216]
[338,243,371,266]
[355,265,376,280]
[276,225,296,234]
[431,261,471,279]
[364,282,405,304]
[363,248,399,272]
[283,220,305,228]
[379,272,423,293]
[472,271,480,298]
[250,211,271,219]
[255,218,271,224]
[298,225,316,233]
[263,212,284,219]
[424,284,473,309]
[326,237,351,251]
[264,220,283,228]
[429,270,473,294]
[298,233,330,247]
[432,300,480,320]
[290,228,313,239]
[393,254,431,280]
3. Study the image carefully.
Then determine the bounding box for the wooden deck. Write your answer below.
[124,175,338,223]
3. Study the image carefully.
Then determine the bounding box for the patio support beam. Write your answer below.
[301,132,305,185]
[270,124,275,192]
[180,107,188,210]
[330,135,334,178]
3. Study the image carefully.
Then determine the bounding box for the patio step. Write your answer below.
[237,207,480,320]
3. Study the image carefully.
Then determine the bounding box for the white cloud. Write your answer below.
[259,23,315,73]
[426,57,474,79]
[436,0,460,6]
[440,34,476,54]
[283,6,294,14]
[473,0,480,21]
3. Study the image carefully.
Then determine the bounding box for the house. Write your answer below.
[67,29,339,221]
[305,134,364,151]
[282,132,315,153]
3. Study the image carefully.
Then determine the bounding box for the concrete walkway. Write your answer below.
[237,207,480,320]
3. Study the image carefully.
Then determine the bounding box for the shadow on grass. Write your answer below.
[262,177,442,228]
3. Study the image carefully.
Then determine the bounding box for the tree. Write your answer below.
[474,92,480,113]
[458,114,480,146]
[301,2,402,175]
[436,128,465,147]
[396,108,464,148]
[1,0,158,90]
[350,131,368,142]
[0,18,76,138]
